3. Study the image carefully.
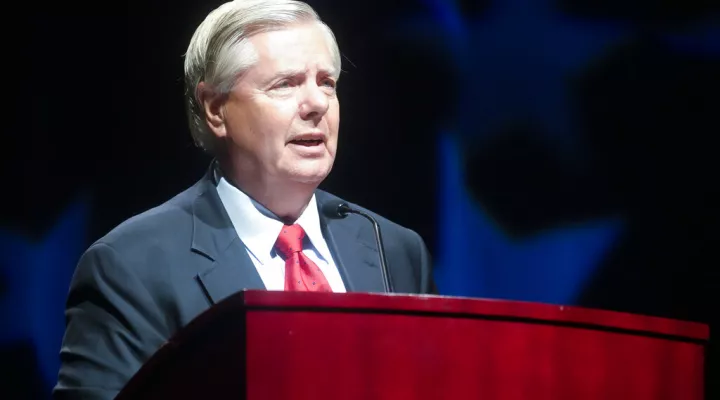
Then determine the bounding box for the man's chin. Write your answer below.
[289,171,330,185]
[285,164,333,185]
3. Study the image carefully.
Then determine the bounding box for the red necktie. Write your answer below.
[275,224,332,292]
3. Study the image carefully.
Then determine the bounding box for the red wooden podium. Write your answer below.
[115,290,709,400]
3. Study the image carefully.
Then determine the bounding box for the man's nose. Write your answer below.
[298,84,329,120]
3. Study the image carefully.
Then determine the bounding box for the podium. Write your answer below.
[115,290,709,399]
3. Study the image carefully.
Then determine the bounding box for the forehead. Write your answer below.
[248,23,336,76]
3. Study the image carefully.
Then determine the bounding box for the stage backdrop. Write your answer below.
[2,0,718,398]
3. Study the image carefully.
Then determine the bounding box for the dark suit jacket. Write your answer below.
[53,164,436,399]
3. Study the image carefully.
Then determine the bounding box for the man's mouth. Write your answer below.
[289,138,324,146]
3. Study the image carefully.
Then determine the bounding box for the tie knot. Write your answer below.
[275,224,306,258]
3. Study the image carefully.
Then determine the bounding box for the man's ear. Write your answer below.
[197,81,227,138]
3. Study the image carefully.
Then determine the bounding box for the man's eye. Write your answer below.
[321,79,336,89]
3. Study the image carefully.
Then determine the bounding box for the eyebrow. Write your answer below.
[323,66,340,79]
[273,66,339,80]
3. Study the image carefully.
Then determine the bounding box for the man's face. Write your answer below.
[216,22,340,186]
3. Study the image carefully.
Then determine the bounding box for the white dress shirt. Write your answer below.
[215,176,346,292]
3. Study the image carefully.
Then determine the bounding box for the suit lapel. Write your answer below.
[187,166,385,300]
[316,191,386,293]
[191,166,265,305]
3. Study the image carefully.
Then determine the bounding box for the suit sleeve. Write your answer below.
[53,242,168,400]
[412,230,438,295]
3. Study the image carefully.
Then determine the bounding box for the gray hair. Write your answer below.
[183,0,342,154]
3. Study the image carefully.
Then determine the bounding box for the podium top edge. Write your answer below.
[234,290,709,342]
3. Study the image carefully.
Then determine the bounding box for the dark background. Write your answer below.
[2,0,719,398]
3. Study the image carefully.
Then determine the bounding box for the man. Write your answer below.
[53,1,436,399]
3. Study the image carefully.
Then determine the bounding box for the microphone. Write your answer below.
[322,200,393,293]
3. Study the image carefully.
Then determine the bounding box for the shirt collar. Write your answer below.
[214,174,332,266]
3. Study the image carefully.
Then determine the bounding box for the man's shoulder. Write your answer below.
[316,189,435,295]
[94,179,206,254]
